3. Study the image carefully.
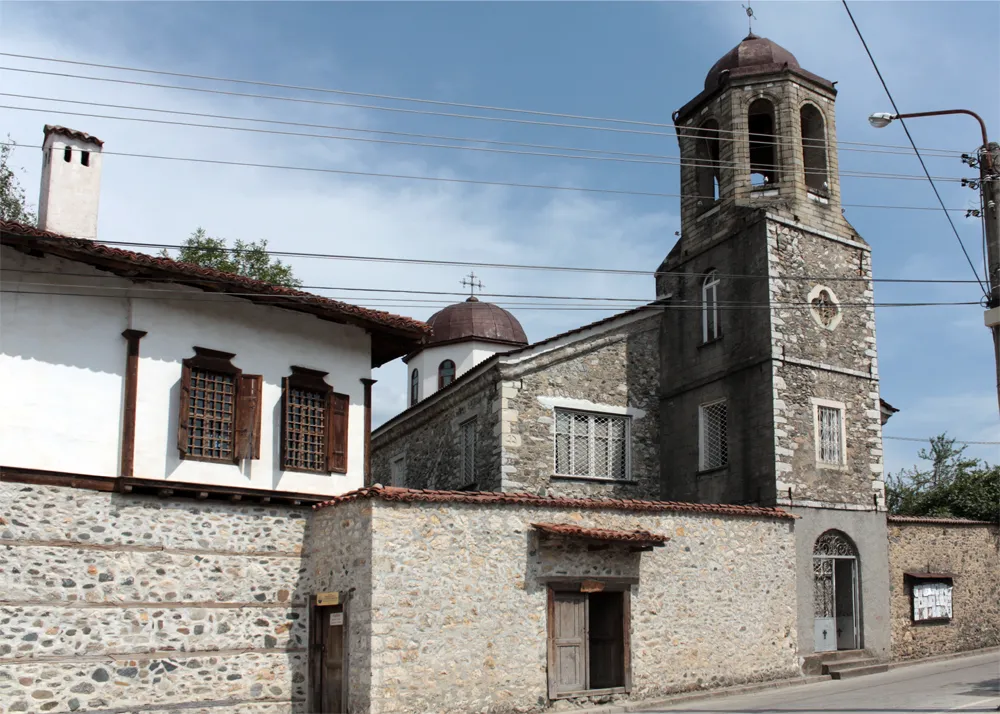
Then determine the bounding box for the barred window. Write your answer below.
[699,399,728,470]
[554,410,630,480]
[178,347,261,464]
[459,418,476,484]
[187,368,236,460]
[817,405,844,464]
[281,367,349,474]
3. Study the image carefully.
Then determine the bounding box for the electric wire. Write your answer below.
[882,436,1000,446]
[0,65,968,161]
[1,93,969,181]
[0,53,968,157]
[841,0,989,298]
[0,141,975,212]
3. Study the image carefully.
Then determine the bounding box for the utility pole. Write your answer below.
[869,110,1000,415]
[981,141,1000,415]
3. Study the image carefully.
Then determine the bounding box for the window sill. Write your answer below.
[552,474,637,485]
[698,336,723,348]
[180,454,238,465]
[551,686,627,701]
[281,465,338,476]
[697,465,728,477]
[816,462,848,472]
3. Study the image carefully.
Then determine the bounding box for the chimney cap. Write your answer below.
[43,125,104,148]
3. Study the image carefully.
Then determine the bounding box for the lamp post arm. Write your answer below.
[895,109,990,156]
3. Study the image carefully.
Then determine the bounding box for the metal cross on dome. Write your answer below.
[743,4,756,33]
[461,271,484,297]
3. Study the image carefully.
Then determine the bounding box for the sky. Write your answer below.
[0,1,997,476]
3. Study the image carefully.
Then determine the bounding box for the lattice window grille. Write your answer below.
[554,410,629,480]
[818,405,843,464]
[187,368,235,460]
[812,558,835,617]
[459,419,477,483]
[699,400,728,470]
[285,387,327,472]
[813,531,857,557]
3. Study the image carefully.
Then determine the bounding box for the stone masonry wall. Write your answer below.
[501,315,661,499]
[887,519,1000,660]
[0,482,311,714]
[359,499,798,714]
[371,367,502,492]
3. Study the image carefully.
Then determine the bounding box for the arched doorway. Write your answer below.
[813,530,860,652]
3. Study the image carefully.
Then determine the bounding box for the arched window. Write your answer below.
[800,104,828,194]
[409,369,419,407]
[748,99,779,187]
[438,359,456,389]
[813,530,858,557]
[701,270,720,343]
[694,119,722,204]
[63,146,72,163]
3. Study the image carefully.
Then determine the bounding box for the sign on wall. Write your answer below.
[912,580,953,622]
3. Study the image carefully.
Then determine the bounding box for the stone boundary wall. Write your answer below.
[357,498,798,714]
[0,482,311,713]
[887,518,1000,660]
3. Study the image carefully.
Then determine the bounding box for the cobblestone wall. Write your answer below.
[357,498,798,714]
[887,519,1000,660]
[502,315,661,499]
[0,482,311,713]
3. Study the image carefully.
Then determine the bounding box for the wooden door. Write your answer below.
[548,591,588,697]
[311,604,345,713]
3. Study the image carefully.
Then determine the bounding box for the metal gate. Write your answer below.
[813,531,859,652]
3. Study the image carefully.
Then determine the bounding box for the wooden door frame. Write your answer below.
[546,583,633,701]
[309,592,350,713]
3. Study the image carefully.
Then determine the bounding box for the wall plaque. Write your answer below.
[316,591,340,607]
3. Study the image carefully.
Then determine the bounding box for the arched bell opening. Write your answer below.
[801,103,829,195]
[813,530,861,652]
[694,119,722,205]
[748,98,779,188]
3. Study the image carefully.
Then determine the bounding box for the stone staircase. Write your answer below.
[803,650,890,679]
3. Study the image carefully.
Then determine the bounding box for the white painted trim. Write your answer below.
[806,284,843,331]
[765,213,871,252]
[536,396,646,420]
[811,397,848,469]
[551,406,633,481]
[777,498,882,512]
[779,356,875,381]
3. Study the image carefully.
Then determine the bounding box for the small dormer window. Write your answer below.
[81,150,90,167]
[63,146,72,163]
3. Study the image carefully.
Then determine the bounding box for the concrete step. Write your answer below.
[823,658,878,674]
[829,663,889,680]
[802,650,867,675]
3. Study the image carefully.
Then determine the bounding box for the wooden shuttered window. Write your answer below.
[177,347,261,464]
[281,367,349,475]
[328,393,349,474]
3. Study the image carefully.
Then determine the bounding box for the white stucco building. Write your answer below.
[0,126,428,500]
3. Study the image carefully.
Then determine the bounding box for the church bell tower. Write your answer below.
[657,33,890,660]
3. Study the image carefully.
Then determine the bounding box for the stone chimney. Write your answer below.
[38,125,104,240]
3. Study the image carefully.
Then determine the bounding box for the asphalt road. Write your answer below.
[646,652,1000,714]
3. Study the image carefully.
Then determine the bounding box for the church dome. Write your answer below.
[426,297,528,347]
[704,33,800,90]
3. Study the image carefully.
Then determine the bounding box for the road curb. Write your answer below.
[885,646,1000,671]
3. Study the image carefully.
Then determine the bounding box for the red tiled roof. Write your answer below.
[1,220,429,365]
[313,485,797,520]
[888,515,997,526]
[44,124,104,147]
[533,522,670,545]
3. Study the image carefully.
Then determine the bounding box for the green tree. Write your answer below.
[166,227,302,288]
[0,137,37,225]
[886,433,999,522]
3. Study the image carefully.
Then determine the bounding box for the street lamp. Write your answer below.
[868,107,1000,414]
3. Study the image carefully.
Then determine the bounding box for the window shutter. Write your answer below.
[280,377,289,470]
[177,363,192,458]
[235,374,263,461]
[328,393,349,473]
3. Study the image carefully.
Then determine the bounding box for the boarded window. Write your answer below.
[748,98,779,187]
[177,347,260,464]
[459,418,476,484]
[699,399,728,470]
[548,589,630,698]
[817,405,843,464]
[554,410,630,480]
[801,104,828,194]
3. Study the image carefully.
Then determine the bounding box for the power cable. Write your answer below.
[883,435,1000,446]
[0,53,968,157]
[841,0,990,299]
[0,65,967,160]
[1,141,974,212]
[1,94,967,181]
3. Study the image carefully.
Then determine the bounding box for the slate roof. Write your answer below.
[313,485,797,520]
[1,220,429,366]
[532,522,670,545]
